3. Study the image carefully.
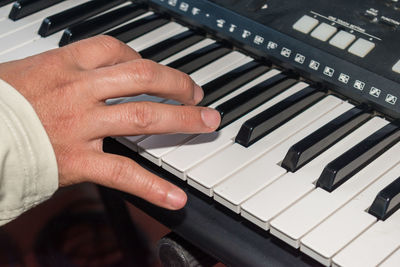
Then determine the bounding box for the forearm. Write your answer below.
[0,79,58,226]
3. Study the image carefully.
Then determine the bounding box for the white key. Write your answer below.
[0,21,43,55]
[380,247,400,267]
[0,1,134,56]
[127,22,187,52]
[162,81,308,180]
[0,31,62,62]
[333,196,400,267]
[137,53,253,166]
[190,52,250,85]
[159,38,215,65]
[301,164,400,266]
[0,3,13,20]
[187,95,343,197]
[240,116,385,231]
[214,102,354,214]
[0,0,83,37]
[0,11,154,62]
[270,121,397,249]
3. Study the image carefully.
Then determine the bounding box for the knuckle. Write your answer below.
[131,59,158,85]
[97,35,125,53]
[110,160,132,185]
[131,102,154,129]
[178,72,194,96]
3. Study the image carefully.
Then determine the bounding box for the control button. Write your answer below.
[293,15,319,34]
[329,30,356,49]
[310,22,337,41]
[392,59,400,74]
[363,9,378,22]
[348,38,375,58]
[379,16,400,28]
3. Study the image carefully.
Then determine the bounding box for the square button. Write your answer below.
[310,22,337,41]
[348,38,375,58]
[392,60,400,74]
[293,15,319,34]
[329,30,356,49]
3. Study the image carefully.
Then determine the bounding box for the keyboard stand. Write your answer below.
[101,137,322,267]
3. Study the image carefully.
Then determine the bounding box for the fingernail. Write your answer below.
[167,188,187,209]
[201,108,221,129]
[193,84,204,104]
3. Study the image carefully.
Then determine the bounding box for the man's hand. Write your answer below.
[0,35,221,210]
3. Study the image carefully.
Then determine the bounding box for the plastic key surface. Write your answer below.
[39,0,125,37]
[139,30,205,62]
[9,0,65,20]
[281,104,371,172]
[317,120,400,192]
[216,73,297,129]
[199,61,270,107]
[235,85,324,147]
[369,176,400,220]
[59,3,148,46]
[0,0,13,8]
[105,13,169,43]
[167,42,231,74]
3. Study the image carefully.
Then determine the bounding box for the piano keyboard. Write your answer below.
[1,1,399,266]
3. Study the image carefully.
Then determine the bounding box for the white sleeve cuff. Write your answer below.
[0,79,58,225]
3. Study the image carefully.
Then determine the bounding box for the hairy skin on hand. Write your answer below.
[0,35,221,210]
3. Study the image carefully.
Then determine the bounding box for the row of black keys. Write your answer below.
[2,0,400,220]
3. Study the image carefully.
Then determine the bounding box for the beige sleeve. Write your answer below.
[0,79,58,226]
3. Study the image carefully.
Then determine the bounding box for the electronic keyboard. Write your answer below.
[1,0,400,266]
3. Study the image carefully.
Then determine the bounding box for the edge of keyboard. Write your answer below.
[103,137,323,267]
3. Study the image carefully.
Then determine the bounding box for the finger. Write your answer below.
[61,35,141,70]
[88,101,221,137]
[86,59,203,105]
[82,152,187,210]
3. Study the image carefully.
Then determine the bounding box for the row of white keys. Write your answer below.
[240,117,387,231]
[162,81,309,180]
[301,163,400,266]
[0,9,153,63]
[269,119,397,248]
[186,95,343,197]
[0,0,83,37]
[214,101,355,214]
[380,247,400,267]
[137,52,251,165]
[0,3,13,20]
[332,178,400,267]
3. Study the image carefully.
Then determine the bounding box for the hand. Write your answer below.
[0,35,221,210]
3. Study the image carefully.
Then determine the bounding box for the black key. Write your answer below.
[317,121,400,192]
[0,0,14,8]
[9,0,64,20]
[59,3,147,46]
[281,104,372,172]
[198,61,270,107]
[216,72,297,130]
[105,13,169,43]
[369,177,400,220]
[39,0,125,37]
[140,30,205,62]
[167,42,231,74]
[235,86,325,147]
